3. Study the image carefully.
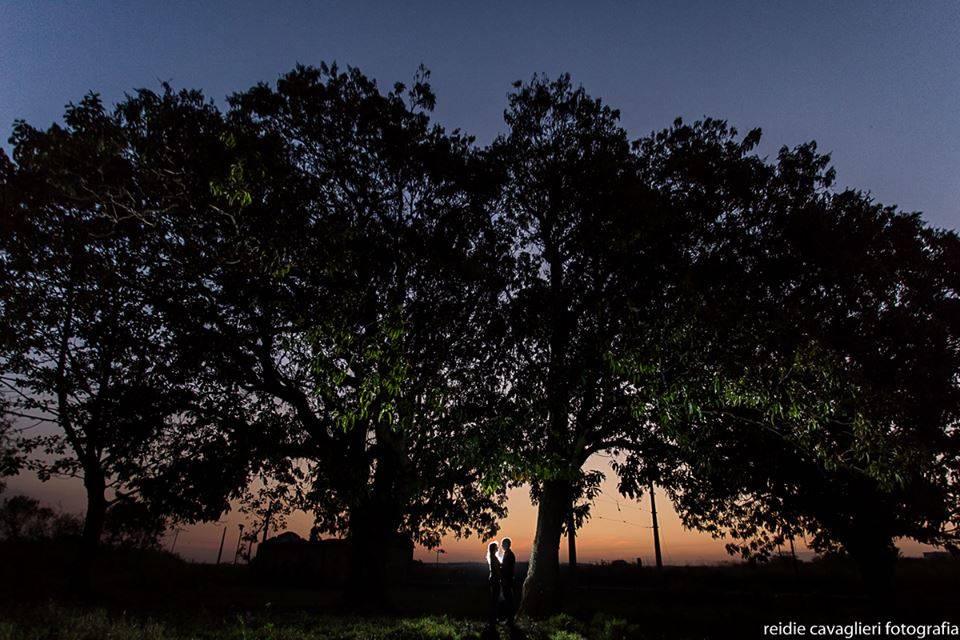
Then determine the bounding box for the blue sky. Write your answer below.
[2,1,959,229]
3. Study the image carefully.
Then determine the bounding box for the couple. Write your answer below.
[486,537,516,627]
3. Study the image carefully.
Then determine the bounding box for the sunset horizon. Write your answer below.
[6,457,935,566]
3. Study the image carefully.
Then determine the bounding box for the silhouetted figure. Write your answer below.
[487,541,501,627]
[500,537,516,626]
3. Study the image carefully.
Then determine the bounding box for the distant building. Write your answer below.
[252,531,414,585]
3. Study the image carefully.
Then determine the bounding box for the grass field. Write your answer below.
[0,542,957,639]
[0,605,647,640]
[0,605,610,640]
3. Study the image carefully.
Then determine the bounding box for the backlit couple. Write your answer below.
[486,537,516,627]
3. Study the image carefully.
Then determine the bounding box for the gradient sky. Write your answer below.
[1,1,956,563]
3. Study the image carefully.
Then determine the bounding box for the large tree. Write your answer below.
[490,75,657,616]
[160,65,509,598]
[0,91,254,548]
[615,119,960,591]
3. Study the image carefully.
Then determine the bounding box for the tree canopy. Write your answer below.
[147,65,511,596]
[1,65,958,612]
[614,119,960,589]
[0,93,245,546]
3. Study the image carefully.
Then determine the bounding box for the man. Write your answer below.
[500,537,516,625]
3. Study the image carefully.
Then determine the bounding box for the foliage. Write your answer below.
[0,491,162,548]
[614,118,960,577]
[0,402,21,492]
[534,614,585,640]
[0,606,661,640]
[0,89,252,546]
[491,73,641,487]
[2,61,958,608]
[0,606,503,640]
[101,499,167,550]
[135,64,512,593]
[489,74,654,615]
[0,494,81,542]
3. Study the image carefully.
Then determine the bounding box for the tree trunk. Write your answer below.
[520,234,572,618]
[68,465,106,594]
[847,533,898,600]
[342,428,405,611]
[82,467,107,548]
[567,508,577,580]
[520,479,570,618]
[344,502,396,610]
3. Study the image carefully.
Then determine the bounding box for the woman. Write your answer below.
[486,541,501,626]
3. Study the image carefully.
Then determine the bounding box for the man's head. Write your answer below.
[501,537,511,551]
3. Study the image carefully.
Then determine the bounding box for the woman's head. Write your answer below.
[487,541,498,563]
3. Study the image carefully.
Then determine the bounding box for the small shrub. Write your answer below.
[541,614,585,637]
[0,622,30,640]
[383,616,480,640]
[589,614,642,640]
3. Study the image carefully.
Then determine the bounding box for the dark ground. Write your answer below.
[0,541,957,639]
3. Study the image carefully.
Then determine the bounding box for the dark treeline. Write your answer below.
[1,64,958,616]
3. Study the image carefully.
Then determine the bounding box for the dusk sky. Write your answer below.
[2,1,956,563]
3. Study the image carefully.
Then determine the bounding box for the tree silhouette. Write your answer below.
[2,62,957,610]
[489,75,651,616]
[160,65,509,599]
[614,119,960,592]
[0,90,257,549]
[1,96,178,546]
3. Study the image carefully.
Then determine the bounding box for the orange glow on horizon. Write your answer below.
[4,459,935,565]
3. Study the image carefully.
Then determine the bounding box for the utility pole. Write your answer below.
[169,528,181,554]
[261,502,274,544]
[216,525,227,564]
[234,524,245,564]
[648,482,663,571]
[789,536,800,577]
[567,508,578,578]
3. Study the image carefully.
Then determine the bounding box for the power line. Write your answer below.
[594,495,645,512]
[592,514,647,528]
